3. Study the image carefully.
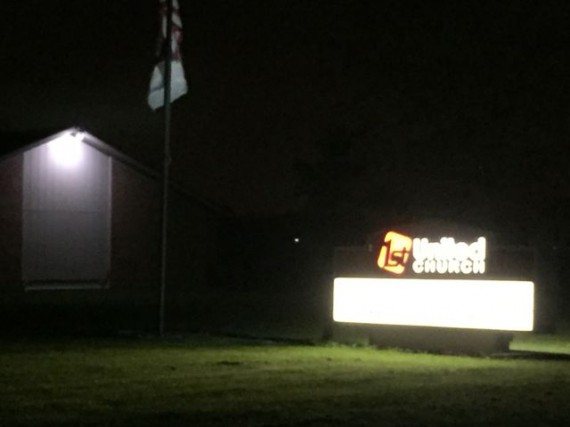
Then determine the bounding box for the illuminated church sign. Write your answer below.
[377,231,486,275]
[332,227,535,334]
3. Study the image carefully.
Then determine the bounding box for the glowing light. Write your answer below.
[411,236,486,274]
[48,133,84,168]
[333,277,534,331]
[377,231,487,275]
[377,231,412,275]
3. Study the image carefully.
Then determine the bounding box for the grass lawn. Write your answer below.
[511,320,570,355]
[1,334,570,427]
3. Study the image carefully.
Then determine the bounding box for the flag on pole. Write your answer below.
[148,0,188,110]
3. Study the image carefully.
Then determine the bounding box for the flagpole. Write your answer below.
[158,0,173,337]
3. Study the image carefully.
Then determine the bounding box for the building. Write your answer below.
[0,128,224,334]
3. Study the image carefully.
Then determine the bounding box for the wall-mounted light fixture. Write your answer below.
[48,131,85,168]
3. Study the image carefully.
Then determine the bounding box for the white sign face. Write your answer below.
[333,277,534,331]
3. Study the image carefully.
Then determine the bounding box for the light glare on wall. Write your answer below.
[333,277,534,331]
[48,132,84,168]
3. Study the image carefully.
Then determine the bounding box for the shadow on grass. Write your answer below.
[493,350,570,361]
[39,411,338,427]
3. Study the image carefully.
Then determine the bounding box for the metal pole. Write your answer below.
[159,0,173,337]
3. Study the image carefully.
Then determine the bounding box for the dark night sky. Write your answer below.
[1,1,570,219]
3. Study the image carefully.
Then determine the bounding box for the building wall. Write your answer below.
[111,160,161,292]
[164,189,220,329]
[22,141,111,286]
[109,159,222,331]
[0,154,22,292]
[0,144,221,335]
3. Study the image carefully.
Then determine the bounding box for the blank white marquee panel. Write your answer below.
[333,278,534,331]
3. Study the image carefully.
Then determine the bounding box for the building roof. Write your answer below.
[0,127,231,216]
[0,128,62,158]
[1,127,148,171]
